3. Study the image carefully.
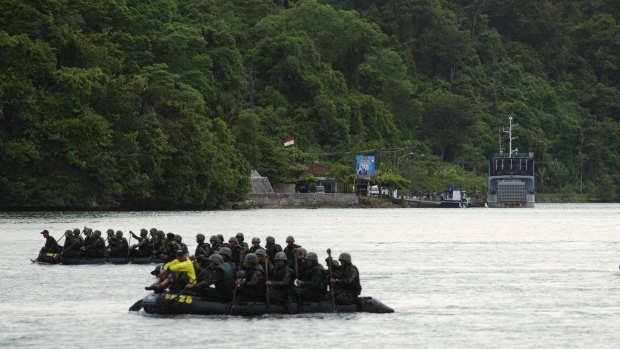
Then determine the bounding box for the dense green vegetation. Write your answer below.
[1,0,618,209]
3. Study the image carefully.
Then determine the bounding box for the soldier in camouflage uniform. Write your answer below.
[236,232,249,252]
[218,247,237,272]
[175,234,188,254]
[328,252,362,305]
[255,248,273,276]
[186,254,235,302]
[62,229,82,258]
[81,230,105,258]
[294,252,327,301]
[228,236,244,269]
[267,252,293,307]
[283,236,300,262]
[116,231,129,257]
[236,253,265,300]
[38,230,61,261]
[194,234,210,266]
[106,230,121,257]
[249,237,262,253]
[265,236,283,261]
[209,235,220,254]
[129,229,153,258]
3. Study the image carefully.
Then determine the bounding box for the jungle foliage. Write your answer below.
[0,0,618,208]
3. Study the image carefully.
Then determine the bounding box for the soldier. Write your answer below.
[81,230,105,258]
[106,230,121,257]
[236,232,249,252]
[160,233,179,262]
[255,248,273,276]
[186,254,235,302]
[152,230,165,258]
[116,231,129,257]
[228,237,244,269]
[290,247,307,279]
[267,252,293,306]
[175,234,188,254]
[129,229,152,258]
[328,252,362,305]
[62,229,82,258]
[209,235,220,254]
[38,230,61,261]
[82,227,94,247]
[218,247,236,271]
[217,234,229,249]
[249,237,262,253]
[265,236,283,261]
[235,253,265,300]
[294,252,327,301]
[73,228,84,245]
[283,236,300,262]
[195,234,210,261]
[146,249,196,293]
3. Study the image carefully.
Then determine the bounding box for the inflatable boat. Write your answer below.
[133,292,394,315]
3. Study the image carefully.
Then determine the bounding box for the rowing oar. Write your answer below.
[230,253,244,315]
[128,299,143,312]
[326,248,336,313]
[264,256,270,309]
[294,248,301,312]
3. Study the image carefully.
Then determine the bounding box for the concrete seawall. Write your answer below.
[237,193,359,208]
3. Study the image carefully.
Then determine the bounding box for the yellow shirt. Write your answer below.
[164,258,196,284]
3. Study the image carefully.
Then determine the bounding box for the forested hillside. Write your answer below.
[1,0,618,209]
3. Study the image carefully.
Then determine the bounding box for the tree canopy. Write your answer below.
[1,0,619,208]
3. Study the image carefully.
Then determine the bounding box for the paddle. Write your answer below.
[128,299,143,312]
[230,253,244,315]
[326,248,336,313]
[264,256,270,309]
[294,248,301,312]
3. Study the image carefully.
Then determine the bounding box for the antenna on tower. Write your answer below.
[503,116,518,157]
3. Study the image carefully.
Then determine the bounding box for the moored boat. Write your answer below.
[137,292,394,315]
[33,255,163,265]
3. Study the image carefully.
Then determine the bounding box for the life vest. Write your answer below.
[215,263,235,291]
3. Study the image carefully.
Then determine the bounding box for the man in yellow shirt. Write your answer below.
[146,249,196,293]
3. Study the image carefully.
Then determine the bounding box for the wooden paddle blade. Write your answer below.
[128,299,143,312]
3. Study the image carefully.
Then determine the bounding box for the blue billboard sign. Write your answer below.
[355,155,375,179]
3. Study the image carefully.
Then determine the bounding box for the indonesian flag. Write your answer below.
[283,137,295,147]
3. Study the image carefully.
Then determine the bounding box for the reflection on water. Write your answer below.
[1,204,620,348]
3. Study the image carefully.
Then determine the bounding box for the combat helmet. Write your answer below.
[338,252,352,264]
[244,253,258,264]
[209,254,224,265]
[305,252,318,262]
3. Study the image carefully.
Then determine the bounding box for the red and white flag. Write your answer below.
[283,137,295,147]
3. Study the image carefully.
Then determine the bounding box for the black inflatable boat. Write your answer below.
[33,253,162,265]
[136,292,394,315]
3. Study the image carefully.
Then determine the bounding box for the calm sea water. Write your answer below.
[1,204,620,348]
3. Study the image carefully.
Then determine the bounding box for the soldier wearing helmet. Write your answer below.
[186,254,235,301]
[236,253,265,300]
[60,229,81,258]
[328,252,362,305]
[264,236,283,261]
[267,252,293,307]
[116,230,129,257]
[249,237,262,253]
[229,236,244,267]
[81,230,106,258]
[209,235,220,253]
[294,251,327,301]
[283,236,300,262]
[255,248,273,276]
[195,234,210,263]
[129,229,153,258]
[235,232,249,252]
